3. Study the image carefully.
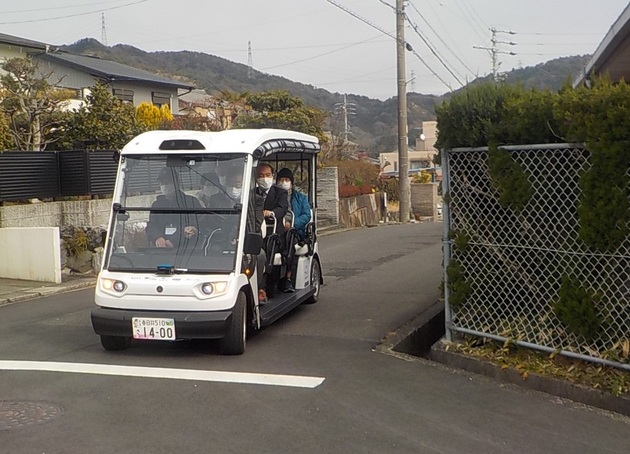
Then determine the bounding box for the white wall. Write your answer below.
[0,227,61,283]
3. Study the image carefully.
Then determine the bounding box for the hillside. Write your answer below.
[62,39,591,153]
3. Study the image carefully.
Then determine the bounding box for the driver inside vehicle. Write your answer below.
[146,167,204,248]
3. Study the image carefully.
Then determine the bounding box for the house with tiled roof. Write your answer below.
[0,32,194,114]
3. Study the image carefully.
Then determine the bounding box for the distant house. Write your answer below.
[0,32,194,114]
[379,120,438,173]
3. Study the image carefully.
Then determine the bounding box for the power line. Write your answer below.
[259,33,385,71]
[404,12,465,87]
[1,1,130,14]
[0,0,148,25]
[325,0,453,91]
[406,1,477,78]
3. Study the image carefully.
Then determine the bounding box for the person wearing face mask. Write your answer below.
[276,168,310,239]
[146,167,204,248]
[254,163,288,235]
[276,168,311,293]
[207,167,244,207]
[196,172,221,208]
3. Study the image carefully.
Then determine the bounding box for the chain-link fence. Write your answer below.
[442,144,630,370]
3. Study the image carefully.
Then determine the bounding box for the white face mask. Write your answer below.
[257,177,273,190]
[278,181,292,191]
[229,186,242,198]
[218,175,227,186]
[160,184,175,196]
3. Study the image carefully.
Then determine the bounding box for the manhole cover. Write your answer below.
[0,401,64,431]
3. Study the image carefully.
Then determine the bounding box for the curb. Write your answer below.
[0,279,96,308]
[428,342,630,417]
[375,301,630,417]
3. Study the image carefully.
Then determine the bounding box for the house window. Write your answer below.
[113,88,134,103]
[410,160,425,170]
[152,92,171,107]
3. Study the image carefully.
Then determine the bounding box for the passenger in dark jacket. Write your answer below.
[146,167,203,248]
[254,163,288,235]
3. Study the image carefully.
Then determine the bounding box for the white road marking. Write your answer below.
[0,360,325,389]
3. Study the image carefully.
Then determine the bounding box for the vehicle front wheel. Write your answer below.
[100,335,131,351]
[219,292,247,355]
[304,259,321,304]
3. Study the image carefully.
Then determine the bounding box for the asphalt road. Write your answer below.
[0,223,628,454]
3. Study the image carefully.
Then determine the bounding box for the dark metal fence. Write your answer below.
[0,150,118,202]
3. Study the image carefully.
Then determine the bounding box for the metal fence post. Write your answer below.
[441,148,452,342]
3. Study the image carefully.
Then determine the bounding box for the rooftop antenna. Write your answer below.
[101,13,108,46]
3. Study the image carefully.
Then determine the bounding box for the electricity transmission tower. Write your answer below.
[334,94,356,141]
[101,13,108,46]
[473,27,516,82]
[247,41,254,79]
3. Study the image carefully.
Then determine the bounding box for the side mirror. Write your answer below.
[243,232,263,255]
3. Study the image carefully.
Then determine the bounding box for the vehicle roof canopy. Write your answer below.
[121,129,320,158]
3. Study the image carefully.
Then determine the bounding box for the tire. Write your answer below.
[304,259,321,304]
[100,335,131,351]
[219,292,247,355]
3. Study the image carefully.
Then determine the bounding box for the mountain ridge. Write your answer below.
[61,38,591,152]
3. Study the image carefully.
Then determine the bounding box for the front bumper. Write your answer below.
[91,307,233,340]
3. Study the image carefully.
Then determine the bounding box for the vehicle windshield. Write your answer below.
[104,154,247,273]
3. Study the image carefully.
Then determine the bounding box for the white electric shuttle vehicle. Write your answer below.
[91,129,322,355]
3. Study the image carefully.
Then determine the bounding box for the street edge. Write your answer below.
[375,301,630,418]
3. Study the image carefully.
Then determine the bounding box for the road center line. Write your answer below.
[0,360,325,389]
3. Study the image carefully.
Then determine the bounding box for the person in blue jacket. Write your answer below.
[276,167,311,292]
[276,168,311,239]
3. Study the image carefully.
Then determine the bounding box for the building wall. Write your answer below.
[379,121,438,172]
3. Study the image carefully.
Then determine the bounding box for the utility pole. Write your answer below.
[473,27,516,82]
[396,0,410,223]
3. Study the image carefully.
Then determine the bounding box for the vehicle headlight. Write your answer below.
[100,278,126,294]
[199,281,228,297]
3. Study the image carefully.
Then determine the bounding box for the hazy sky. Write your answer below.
[1,0,628,99]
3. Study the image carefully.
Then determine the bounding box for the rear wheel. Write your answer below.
[100,335,131,351]
[219,292,247,355]
[304,259,321,304]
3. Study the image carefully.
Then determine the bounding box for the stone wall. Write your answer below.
[316,167,339,225]
[0,199,110,228]
[339,192,385,228]
[410,183,439,220]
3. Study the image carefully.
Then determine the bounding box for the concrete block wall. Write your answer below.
[317,167,339,225]
[410,183,439,220]
[0,227,61,283]
[0,199,110,228]
[61,199,111,227]
[0,202,62,228]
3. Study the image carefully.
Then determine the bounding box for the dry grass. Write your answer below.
[446,337,630,397]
